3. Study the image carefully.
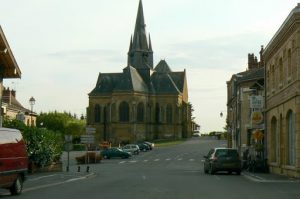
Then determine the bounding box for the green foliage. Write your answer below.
[37,112,86,139]
[3,117,63,167]
[22,128,63,167]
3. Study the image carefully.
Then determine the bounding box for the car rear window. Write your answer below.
[215,149,238,157]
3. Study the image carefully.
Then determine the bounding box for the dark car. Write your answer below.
[203,148,241,175]
[143,141,154,150]
[137,143,150,151]
[100,148,131,159]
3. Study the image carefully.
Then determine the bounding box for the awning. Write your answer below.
[0,26,21,79]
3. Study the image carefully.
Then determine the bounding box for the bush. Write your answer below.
[73,144,86,151]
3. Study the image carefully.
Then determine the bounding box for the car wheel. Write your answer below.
[10,175,23,195]
[209,165,215,175]
[236,170,241,175]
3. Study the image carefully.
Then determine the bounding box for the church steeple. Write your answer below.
[128,0,153,69]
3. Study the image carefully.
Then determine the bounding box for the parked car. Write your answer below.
[137,143,150,151]
[203,148,241,175]
[0,128,28,195]
[144,141,154,150]
[101,148,131,159]
[122,144,140,155]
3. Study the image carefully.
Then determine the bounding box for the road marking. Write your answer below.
[24,173,96,192]
[142,175,147,180]
[129,160,137,163]
[166,158,171,161]
[189,159,195,161]
[28,174,58,181]
[177,158,183,161]
[119,161,126,164]
[154,159,160,161]
[143,160,148,162]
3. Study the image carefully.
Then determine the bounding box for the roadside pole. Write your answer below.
[64,135,73,172]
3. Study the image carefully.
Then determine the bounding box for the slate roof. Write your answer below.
[236,67,264,83]
[89,60,185,96]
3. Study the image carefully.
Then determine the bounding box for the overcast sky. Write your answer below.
[0,0,298,133]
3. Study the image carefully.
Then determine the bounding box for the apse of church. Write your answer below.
[87,0,191,144]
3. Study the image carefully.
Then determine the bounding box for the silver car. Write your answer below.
[122,144,140,155]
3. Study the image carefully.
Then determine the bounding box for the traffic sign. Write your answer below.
[81,135,95,144]
[86,127,96,134]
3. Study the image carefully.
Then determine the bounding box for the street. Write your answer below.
[1,137,300,199]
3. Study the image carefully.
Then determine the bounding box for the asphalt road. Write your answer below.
[1,137,300,199]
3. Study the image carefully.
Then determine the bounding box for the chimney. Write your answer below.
[11,90,16,98]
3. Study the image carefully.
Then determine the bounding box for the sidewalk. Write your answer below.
[242,171,300,183]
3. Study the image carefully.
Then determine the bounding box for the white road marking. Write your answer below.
[154,159,160,161]
[143,160,148,162]
[119,161,126,164]
[24,173,95,192]
[129,160,137,163]
[142,175,146,180]
[177,158,183,161]
[166,158,171,161]
[28,174,58,181]
[189,159,195,161]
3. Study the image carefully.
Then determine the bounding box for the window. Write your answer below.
[271,117,278,162]
[166,104,173,124]
[94,104,101,123]
[137,102,144,122]
[287,110,296,165]
[155,103,160,123]
[279,58,283,86]
[119,101,129,122]
[288,49,292,77]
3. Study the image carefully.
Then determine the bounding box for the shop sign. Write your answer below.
[251,111,263,125]
[250,95,264,109]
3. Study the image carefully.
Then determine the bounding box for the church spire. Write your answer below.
[149,33,152,51]
[132,0,148,50]
[127,0,153,69]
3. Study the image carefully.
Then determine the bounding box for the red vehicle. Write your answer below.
[0,128,28,195]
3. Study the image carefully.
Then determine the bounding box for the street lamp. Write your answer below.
[29,96,35,126]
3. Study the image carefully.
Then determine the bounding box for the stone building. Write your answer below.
[227,48,264,158]
[264,4,300,178]
[87,0,191,144]
[0,26,22,126]
[2,88,37,126]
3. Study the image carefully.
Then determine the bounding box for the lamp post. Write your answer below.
[29,96,35,126]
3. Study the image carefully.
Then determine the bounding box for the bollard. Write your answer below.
[78,166,81,172]
[86,166,90,173]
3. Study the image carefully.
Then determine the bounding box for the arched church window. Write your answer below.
[119,101,129,122]
[137,102,144,122]
[94,104,101,123]
[155,103,160,123]
[166,104,173,124]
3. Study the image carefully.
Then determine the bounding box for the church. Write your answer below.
[87,0,191,144]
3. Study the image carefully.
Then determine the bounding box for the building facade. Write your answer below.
[264,4,300,178]
[87,0,191,144]
[227,50,265,161]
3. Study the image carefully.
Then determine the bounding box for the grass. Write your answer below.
[154,139,187,148]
